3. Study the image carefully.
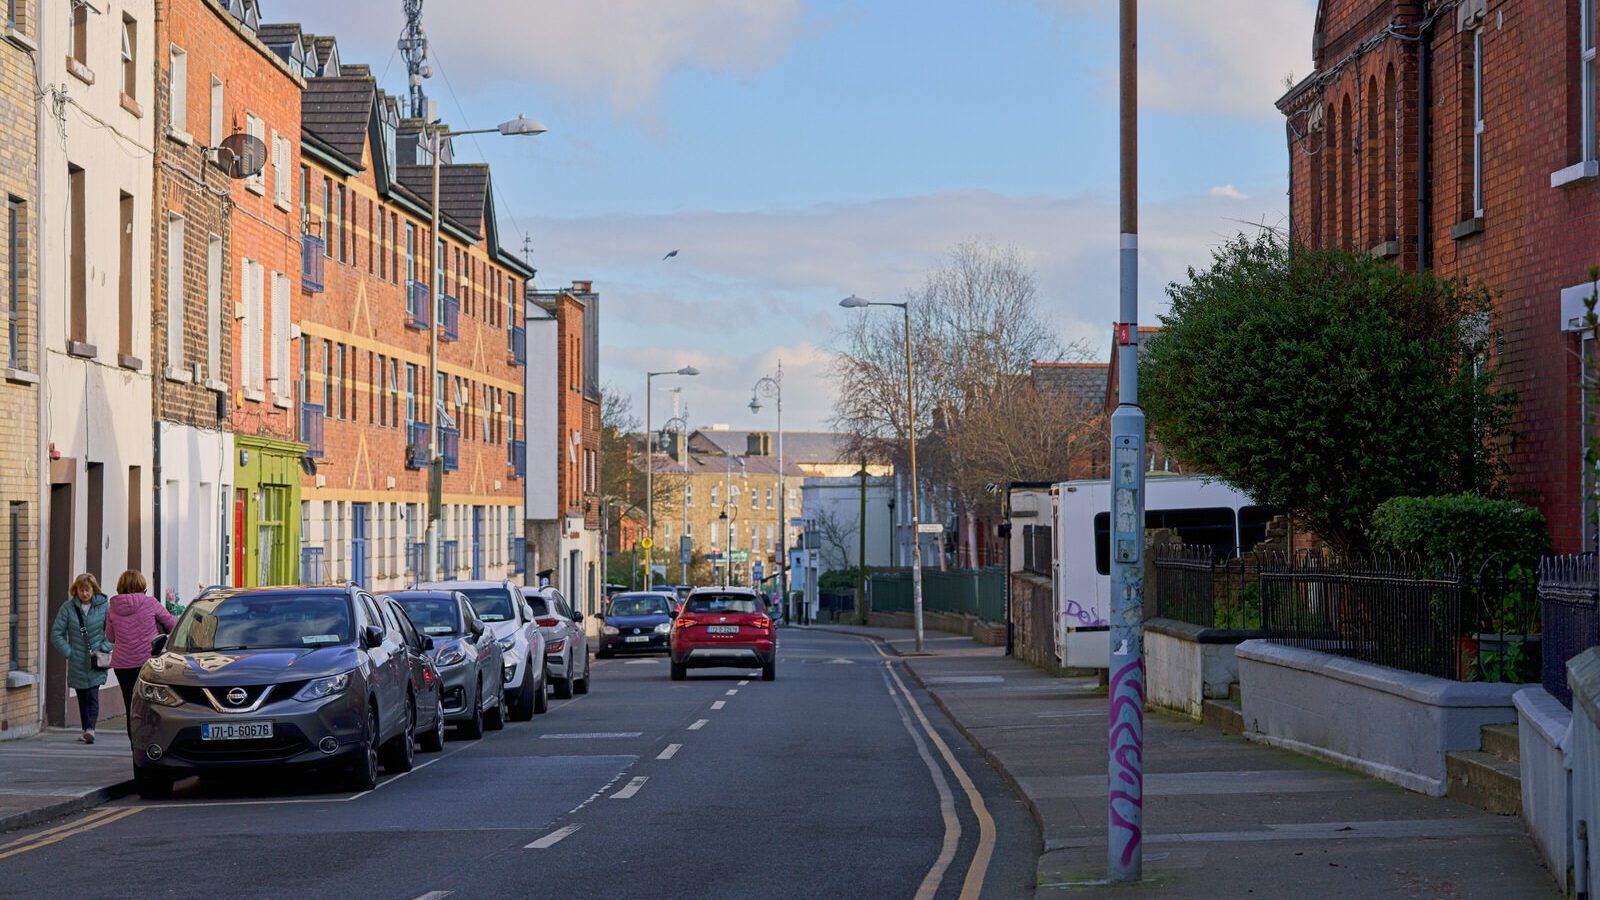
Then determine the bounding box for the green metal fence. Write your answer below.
[867,566,1007,623]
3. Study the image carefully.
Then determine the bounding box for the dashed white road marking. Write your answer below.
[538,732,643,740]
[688,719,709,731]
[711,700,726,710]
[623,659,659,665]
[726,689,738,696]
[524,825,582,849]
[411,892,453,900]
[611,776,649,800]
[657,743,682,760]
[738,680,750,686]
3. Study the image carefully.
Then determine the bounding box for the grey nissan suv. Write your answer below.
[129,585,424,797]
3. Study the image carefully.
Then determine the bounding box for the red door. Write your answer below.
[233,489,247,587]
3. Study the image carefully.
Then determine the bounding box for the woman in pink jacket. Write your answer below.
[104,570,177,726]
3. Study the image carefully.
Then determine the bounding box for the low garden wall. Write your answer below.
[1145,618,1261,719]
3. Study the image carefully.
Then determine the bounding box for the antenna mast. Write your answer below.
[399,0,431,119]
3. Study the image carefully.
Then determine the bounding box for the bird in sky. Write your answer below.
[662,249,679,261]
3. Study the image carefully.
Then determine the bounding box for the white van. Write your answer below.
[1053,475,1275,669]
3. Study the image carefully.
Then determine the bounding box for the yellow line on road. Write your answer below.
[0,806,125,853]
[0,807,144,860]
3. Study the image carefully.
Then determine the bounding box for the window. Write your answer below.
[168,46,187,134]
[272,132,290,208]
[68,165,85,345]
[334,343,345,418]
[1585,0,1598,164]
[751,486,759,510]
[390,213,399,282]
[244,114,264,193]
[378,354,387,426]
[271,272,289,402]
[766,523,774,551]
[5,197,20,370]
[300,338,309,405]
[70,2,87,64]
[686,483,693,506]
[766,488,773,509]
[367,201,374,274]
[119,16,136,97]
[243,259,264,393]
[117,193,133,360]
[322,179,332,256]
[405,363,417,422]
[321,338,331,412]
[206,234,221,380]
[1472,28,1485,218]
[8,502,21,671]
[165,213,183,372]
[378,210,387,280]
[405,222,416,282]
[209,77,223,147]
[711,485,720,508]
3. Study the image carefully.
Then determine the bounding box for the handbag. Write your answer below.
[73,603,111,671]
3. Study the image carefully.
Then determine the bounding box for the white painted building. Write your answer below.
[38,0,157,726]
[156,423,231,603]
[523,306,559,585]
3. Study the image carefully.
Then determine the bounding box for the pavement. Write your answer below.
[0,721,135,834]
[808,624,1558,898]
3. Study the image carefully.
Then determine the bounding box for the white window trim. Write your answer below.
[245,114,265,195]
[272,132,290,210]
[1472,28,1485,219]
[209,75,223,148]
[165,214,184,376]
[167,44,188,141]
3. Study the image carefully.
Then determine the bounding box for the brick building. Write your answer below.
[40,0,156,728]
[1279,0,1600,552]
[152,0,302,601]
[0,0,41,739]
[270,29,535,591]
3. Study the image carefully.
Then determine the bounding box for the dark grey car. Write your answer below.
[129,585,422,797]
[386,590,505,739]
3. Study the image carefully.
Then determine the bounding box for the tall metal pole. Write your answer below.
[425,129,442,583]
[903,304,924,653]
[1108,0,1146,883]
[645,373,654,588]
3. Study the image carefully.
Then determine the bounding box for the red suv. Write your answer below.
[670,588,778,681]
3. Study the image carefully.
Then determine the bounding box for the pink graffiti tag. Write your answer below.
[1107,658,1145,868]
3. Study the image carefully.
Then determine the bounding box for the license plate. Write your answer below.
[623,636,649,643]
[201,721,274,741]
[706,625,739,635]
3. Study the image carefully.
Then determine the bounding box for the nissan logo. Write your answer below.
[632,628,640,635]
[226,687,249,705]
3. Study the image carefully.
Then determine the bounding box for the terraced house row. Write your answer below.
[0,0,592,738]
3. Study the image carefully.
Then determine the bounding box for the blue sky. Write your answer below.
[271,0,1316,430]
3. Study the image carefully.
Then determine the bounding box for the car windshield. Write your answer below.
[525,595,550,618]
[390,596,462,636]
[171,594,353,652]
[459,588,515,623]
[609,595,671,617]
[685,594,760,614]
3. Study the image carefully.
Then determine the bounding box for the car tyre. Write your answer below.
[552,664,574,699]
[348,704,382,791]
[670,660,686,681]
[574,653,590,695]
[532,670,549,714]
[596,649,613,660]
[134,769,172,800]
[484,686,505,731]
[510,660,537,721]
[460,681,485,739]
[762,658,776,682]
[381,697,417,773]
[420,699,445,752]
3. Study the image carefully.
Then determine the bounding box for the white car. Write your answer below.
[418,580,547,719]
[524,586,591,700]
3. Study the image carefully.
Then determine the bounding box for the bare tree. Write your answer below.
[599,385,675,540]
[810,507,858,574]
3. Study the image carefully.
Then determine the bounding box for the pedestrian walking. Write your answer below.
[104,570,176,728]
[48,574,113,743]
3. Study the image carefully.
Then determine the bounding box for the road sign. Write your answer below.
[753,561,765,582]
[679,536,692,566]
[728,550,749,563]
[640,536,653,550]
[705,551,723,561]
[790,518,808,528]
[917,523,945,534]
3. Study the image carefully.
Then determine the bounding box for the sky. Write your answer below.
[269,0,1317,431]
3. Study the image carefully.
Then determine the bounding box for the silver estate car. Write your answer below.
[524,586,590,699]
[417,580,547,719]
[129,585,423,797]
[386,590,505,738]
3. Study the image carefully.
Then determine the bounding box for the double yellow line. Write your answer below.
[0,806,144,860]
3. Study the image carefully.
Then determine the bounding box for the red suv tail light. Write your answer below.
[675,617,697,629]
[545,639,566,654]
[535,617,560,628]
[754,617,771,630]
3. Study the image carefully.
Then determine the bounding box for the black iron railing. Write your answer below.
[1539,554,1600,709]
[1153,545,1263,630]
[1022,524,1053,577]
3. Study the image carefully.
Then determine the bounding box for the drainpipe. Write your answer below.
[28,0,47,729]
[1417,14,1434,270]
[150,0,165,602]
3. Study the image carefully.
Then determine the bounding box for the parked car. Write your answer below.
[377,595,449,754]
[386,590,505,739]
[670,587,778,681]
[129,585,422,797]
[597,592,676,658]
[523,586,590,699]
[416,580,547,719]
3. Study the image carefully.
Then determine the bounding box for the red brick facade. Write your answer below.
[1281,0,1600,551]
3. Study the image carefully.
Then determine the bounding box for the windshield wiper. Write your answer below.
[185,644,252,652]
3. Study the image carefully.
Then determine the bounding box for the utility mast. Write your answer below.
[399,0,431,119]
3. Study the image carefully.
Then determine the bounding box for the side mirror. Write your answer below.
[469,618,487,638]
[421,635,435,652]
[363,625,385,649]
[150,634,167,656]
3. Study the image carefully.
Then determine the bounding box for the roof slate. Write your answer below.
[396,164,489,236]
[302,76,375,167]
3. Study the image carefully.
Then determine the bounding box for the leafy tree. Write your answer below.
[1142,234,1515,552]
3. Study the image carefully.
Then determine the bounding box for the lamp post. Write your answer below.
[646,367,699,589]
[660,413,689,584]
[424,114,545,583]
[749,364,784,615]
[839,294,923,652]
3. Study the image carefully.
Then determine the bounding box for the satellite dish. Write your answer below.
[213,133,267,179]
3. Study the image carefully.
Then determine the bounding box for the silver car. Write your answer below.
[417,580,547,719]
[129,585,422,798]
[524,586,590,699]
[386,590,505,738]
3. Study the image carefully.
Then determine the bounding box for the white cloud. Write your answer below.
[1037,0,1316,119]
[267,0,807,119]
[1209,184,1248,200]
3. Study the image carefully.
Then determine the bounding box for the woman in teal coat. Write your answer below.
[49,573,113,743]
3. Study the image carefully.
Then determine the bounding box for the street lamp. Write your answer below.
[646,366,699,588]
[839,294,923,652]
[660,413,690,584]
[424,115,546,582]
[749,363,784,617]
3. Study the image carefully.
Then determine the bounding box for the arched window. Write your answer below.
[1366,76,1380,249]
[1324,101,1338,247]
[1383,64,1398,243]
[1340,93,1355,250]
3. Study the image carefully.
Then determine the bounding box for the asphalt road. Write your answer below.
[0,629,1039,899]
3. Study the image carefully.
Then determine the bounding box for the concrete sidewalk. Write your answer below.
[807,624,1555,898]
[0,723,135,834]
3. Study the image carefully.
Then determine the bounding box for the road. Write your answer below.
[0,629,1040,899]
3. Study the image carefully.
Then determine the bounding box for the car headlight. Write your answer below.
[295,672,352,702]
[137,679,183,708]
[434,647,467,667]
[653,623,671,634]
[497,636,516,651]
[601,625,619,635]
